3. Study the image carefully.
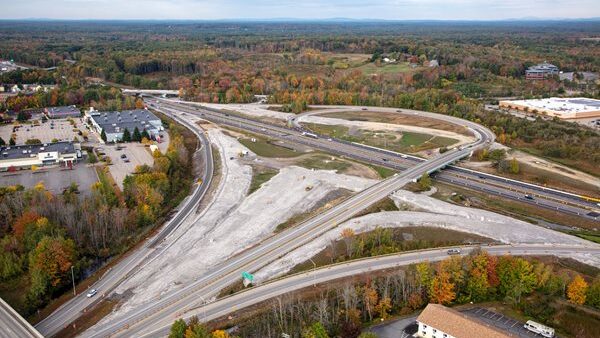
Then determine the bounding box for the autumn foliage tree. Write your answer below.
[566,274,588,305]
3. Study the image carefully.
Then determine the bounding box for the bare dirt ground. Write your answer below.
[321,110,471,135]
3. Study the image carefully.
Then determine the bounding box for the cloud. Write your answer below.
[1,0,598,20]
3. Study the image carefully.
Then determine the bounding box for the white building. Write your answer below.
[0,142,80,171]
[499,97,600,120]
[416,304,512,338]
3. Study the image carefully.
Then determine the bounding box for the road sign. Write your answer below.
[241,271,254,282]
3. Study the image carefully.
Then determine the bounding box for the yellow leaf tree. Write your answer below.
[567,274,588,305]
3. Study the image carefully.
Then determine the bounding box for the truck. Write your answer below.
[301,131,318,139]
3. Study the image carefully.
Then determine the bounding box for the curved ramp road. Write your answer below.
[34,106,214,337]
[0,297,43,338]
[83,99,493,337]
[157,99,599,220]
[136,244,600,337]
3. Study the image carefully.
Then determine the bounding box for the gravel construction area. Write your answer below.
[96,129,375,325]
[298,115,473,146]
[255,190,599,282]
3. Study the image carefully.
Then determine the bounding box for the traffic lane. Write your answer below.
[437,174,597,220]
[138,245,600,337]
[445,167,599,209]
[0,301,42,338]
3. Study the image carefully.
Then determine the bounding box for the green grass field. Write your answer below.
[238,137,301,158]
[357,62,415,75]
[298,154,351,172]
[304,123,458,153]
[248,168,279,194]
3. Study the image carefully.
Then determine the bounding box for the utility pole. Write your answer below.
[71,265,76,296]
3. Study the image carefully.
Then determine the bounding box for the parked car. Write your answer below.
[120,154,127,159]
[86,289,98,298]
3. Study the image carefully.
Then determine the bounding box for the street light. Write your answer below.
[71,265,76,296]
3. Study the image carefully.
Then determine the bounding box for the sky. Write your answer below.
[1,0,599,21]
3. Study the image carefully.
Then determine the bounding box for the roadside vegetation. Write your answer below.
[172,249,600,338]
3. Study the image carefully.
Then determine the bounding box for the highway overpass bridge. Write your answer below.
[0,297,43,338]
[122,89,179,96]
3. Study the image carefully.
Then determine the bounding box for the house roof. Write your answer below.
[417,304,513,338]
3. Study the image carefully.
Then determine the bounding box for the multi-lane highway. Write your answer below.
[137,244,600,337]
[35,109,214,337]
[0,297,43,338]
[81,97,494,337]
[155,99,598,220]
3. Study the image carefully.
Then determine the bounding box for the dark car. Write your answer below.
[525,194,534,200]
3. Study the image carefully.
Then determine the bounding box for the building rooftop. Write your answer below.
[527,62,558,71]
[90,109,160,125]
[417,304,513,338]
[501,97,600,114]
[90,109,162,134]
[1,142,76,161]
[46,106,80,117]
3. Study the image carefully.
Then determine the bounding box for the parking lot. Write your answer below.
[0,117,100,145]
[0,163,99,195]
[100,143,155,189]
[462,307,546,337]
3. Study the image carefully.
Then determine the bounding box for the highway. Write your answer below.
[154,99,598,220]
[0,297,43,338]
[82,97,494,337]
[136,244,600,337]
[34,107,214,337]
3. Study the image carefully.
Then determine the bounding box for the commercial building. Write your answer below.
[416,304,512,338]
[499,97,600,120]
[525,62,559,80]
[87,109,164,143]
[45,106,81,119]
[0,141,80,171]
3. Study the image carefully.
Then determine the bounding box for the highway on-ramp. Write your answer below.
[35,107,214,337]
[137,244,600,337]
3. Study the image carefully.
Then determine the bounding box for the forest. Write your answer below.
[1,20,598,173]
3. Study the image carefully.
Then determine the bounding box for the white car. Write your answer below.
[447,248,461,255]
[86,289,98,298]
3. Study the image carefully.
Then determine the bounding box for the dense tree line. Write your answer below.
[223,250,599,338]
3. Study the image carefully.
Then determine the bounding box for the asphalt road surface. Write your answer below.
[34,107,213,337]
[136,244,600,337]
[0,297,43,338]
